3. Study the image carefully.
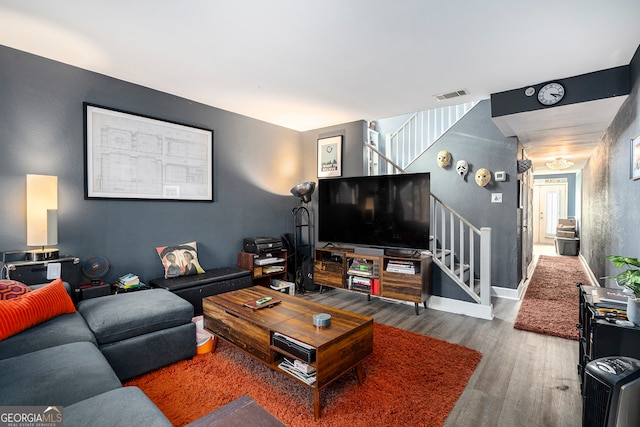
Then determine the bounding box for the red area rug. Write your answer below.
[514,255,591,340]
[126,323,482,427]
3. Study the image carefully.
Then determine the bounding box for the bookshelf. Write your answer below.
[314,247,432,315]
[237,249,287,287]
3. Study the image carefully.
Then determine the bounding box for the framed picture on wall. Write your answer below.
[317,135,343,178]
[632,132,640,181]
[84,103,214,201]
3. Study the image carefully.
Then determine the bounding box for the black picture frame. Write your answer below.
[317,135,343,178]
[84,103,214,201]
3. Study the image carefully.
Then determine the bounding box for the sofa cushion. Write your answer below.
[64,387,172,427]
[77,288,193,344]
[0,312,96,360]
[156,241,205,279]
[0,278,76,341]
[0,280,30,300]
[0,342,121,406]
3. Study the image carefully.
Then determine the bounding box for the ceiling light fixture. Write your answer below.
[546,158,574,170]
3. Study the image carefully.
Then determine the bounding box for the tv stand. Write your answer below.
[314,247,432,315]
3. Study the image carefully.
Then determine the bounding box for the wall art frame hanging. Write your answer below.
[631,132,640,181]
[84,103,214,201]
[317,135,343,178]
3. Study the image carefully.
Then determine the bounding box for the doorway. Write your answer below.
[533,178,568,245]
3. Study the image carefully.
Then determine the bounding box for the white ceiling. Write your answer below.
[1,0,639,173]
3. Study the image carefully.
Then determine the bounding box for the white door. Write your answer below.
[533,180,568,244]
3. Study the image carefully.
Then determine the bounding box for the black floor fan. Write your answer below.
[290,182,315,293]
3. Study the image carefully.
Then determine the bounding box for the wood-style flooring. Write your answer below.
[299,244,582,427]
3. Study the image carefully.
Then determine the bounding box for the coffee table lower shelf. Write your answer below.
[202,286,374,420]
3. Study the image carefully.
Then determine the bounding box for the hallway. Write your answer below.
[534,243,559,257]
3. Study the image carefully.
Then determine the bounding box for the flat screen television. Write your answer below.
[317,173,430,250]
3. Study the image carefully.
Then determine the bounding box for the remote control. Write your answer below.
[256,297,272,305]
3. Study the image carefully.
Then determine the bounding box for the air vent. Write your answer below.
[434,90,468,101]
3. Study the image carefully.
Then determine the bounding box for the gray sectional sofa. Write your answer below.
[0,284,196,426]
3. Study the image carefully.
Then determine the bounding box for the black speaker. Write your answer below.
[583,357,640,426]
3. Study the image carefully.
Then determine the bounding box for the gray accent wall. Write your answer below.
[0,45,301,284]
[300,121,368,253]
[582,45,640,284]
[406,100,519,295]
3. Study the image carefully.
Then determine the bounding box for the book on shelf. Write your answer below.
[348,276,372,292]
[386,260,419,274]
[262,265,285,274]
[278,357,316,385]
[591,287,629,309]
[117,273,140,288]
[386,265,417,274]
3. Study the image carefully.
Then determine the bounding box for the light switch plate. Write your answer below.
[491,193,503,203]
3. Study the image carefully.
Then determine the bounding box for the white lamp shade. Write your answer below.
[26,174,58,247]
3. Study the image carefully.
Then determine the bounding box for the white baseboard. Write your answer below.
[491,285,521,300]
[427,295,494,320]
[579,253,599,287]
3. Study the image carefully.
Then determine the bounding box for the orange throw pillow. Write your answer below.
[0,278,76,341]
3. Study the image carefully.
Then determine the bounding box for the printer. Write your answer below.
[243,237,283,255]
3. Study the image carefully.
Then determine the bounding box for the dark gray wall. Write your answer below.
[582,45,640,284]
[0,45,301,284]
[407,100,519,293]
[300,121,368,251]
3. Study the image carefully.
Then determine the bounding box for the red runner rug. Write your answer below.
[514,255,591,340]
[126,323,482,426]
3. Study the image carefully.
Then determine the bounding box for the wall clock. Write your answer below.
[537,82,565,106]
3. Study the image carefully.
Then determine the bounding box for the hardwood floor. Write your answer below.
[299,246,583,426]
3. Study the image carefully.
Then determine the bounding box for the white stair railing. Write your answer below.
[430,193,491,306]
[387,102,477,171]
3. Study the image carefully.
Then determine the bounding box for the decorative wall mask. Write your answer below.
[437,150,451,168]
[475,168,491,187]
[456,160,469,180]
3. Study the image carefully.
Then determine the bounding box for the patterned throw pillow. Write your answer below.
[156,241,205,279]
[0,280,31,300]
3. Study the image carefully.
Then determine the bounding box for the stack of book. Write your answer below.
[349,276,372,293]
[116,273,141,290]
[278,357,316,385]
[347,258,374,276]
[591,287,629,310]
[386,260,418,274]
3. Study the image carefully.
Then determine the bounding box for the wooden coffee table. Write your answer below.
[203,286,374,419]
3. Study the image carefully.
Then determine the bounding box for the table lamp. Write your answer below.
[26,174,59,261]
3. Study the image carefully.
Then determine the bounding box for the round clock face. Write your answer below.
[537,82,565,105]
